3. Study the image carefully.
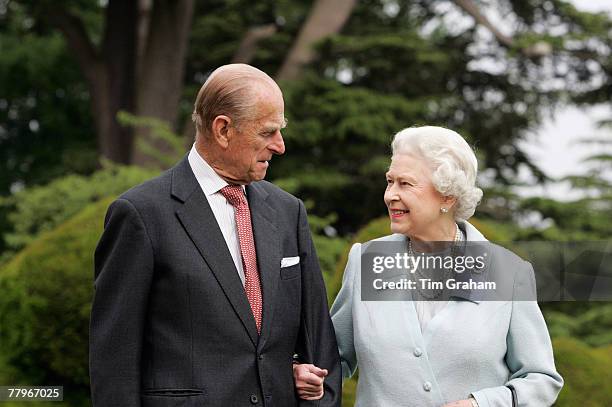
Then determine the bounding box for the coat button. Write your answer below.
[423,381,432,392]
[413,347,423,357]
[258,354,264,360]
[250,394,259,404]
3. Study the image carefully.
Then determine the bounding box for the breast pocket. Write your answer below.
[280,264,300,280]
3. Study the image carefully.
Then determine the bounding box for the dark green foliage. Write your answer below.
[0,164,158,261]
[311,0,555,185]
[117,111,186,168]
[305,209,348,286]
[341,375,357,407]
[0,1,97,195]
[271,76,431,233]
[544,303,612,347]
[553,338,612,406]
[265,0,612,233]
[517,138,612,240]
[0,198,113,404]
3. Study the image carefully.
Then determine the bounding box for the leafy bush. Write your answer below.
[544,304,612,347]
[304,208,348,287]
[0,198,113,403]
[0,165,157,260]
[554,338,612,406]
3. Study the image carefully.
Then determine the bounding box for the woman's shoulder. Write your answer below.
[345,233,404,255]
[487,243,532,273]
[343,234,404,273]
[485,243,536,300]
[363,233,405,246]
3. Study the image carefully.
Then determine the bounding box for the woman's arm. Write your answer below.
[470,261,564,407]
[330,242,361,379]
[294,243,362,399]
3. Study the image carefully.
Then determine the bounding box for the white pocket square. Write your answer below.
[281,256,300,268]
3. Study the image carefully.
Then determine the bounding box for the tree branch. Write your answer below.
[452,0,552,58]
[231,24,278,64]
[452,0,514,47]
[276,0,357,81]
[45,7,100,81]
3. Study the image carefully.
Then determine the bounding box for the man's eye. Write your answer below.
[386,179,393,185]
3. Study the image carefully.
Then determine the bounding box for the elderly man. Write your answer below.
[90,64,341,406]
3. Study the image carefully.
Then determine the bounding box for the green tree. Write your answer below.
[0,2,97,195]
[264,0,612,233]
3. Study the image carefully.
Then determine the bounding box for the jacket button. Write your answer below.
[250,394,259,404]
[413,347,423,357]
[423,381,432,392]
[258,354,264,360]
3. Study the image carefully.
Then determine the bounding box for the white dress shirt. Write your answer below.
[188,145,246,285]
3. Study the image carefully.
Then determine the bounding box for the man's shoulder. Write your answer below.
[251,180,300,204]
[117,167,174,208]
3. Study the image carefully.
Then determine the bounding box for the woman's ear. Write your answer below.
[442,195,457,210]
[211,115,232,148]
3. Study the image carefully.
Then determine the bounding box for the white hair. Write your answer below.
[391,126,483,220]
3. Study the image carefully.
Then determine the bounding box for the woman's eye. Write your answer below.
[386,179,393,185]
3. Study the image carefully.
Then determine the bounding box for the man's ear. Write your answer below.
[211,115,232,148]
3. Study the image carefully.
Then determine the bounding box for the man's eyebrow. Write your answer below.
[262,118,287,132]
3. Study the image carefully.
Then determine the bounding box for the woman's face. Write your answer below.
[383,153,449,239]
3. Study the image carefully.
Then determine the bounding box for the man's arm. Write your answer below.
[295,199,342,407]
[90,198,155,406]
[294,242,361,401]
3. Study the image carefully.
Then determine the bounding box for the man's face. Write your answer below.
[220,87,286,184]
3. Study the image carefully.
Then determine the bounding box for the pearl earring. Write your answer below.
[440,207,448,214]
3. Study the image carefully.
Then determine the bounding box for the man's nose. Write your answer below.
[269,131,285,155]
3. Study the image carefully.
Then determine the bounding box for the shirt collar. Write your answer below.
[188,144,245,196]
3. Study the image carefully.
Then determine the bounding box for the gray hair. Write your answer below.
[192,64,279,136]
[391,126,483,220]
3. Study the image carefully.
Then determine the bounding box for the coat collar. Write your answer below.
[386,220,493,304]
[451,220,493,304]
[171,157,281,347]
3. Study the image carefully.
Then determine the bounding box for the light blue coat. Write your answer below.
[330,221,563,406]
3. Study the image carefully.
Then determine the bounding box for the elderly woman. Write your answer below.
[294,126,563,406]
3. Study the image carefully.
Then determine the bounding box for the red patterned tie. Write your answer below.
[220,185,263,333]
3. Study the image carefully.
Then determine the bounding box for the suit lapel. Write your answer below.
[247,183,281,349]
[172,158,259,346]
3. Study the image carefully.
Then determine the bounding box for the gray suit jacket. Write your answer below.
[90,156,341,407]
[331,221,563,406]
